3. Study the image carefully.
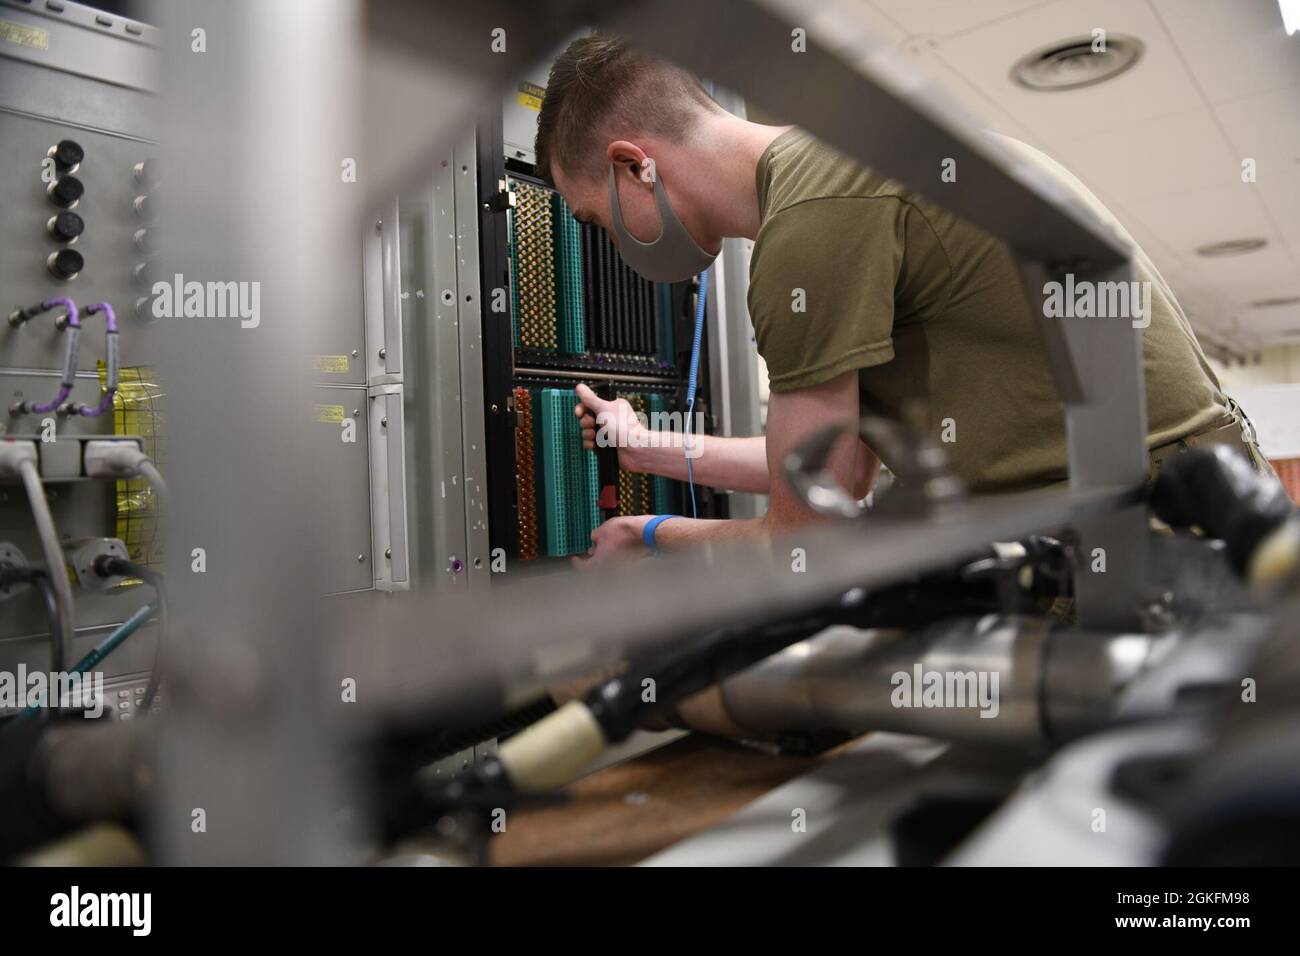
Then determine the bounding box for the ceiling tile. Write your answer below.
[1125,182,1277,256]
[1214,84,1300,178]
[1149,0,1300,104]
[1259,170,1300,261]
[868,0,1053,37]
[1052,108,1235,204]
[1239,301,1300,338]
[932,0,1202,139]
[1190,245,1296,302]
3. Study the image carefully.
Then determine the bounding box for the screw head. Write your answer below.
[357,554,366,563]
[378,347,386,360]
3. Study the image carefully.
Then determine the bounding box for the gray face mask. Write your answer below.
[607,163,717,283]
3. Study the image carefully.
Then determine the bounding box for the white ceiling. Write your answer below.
[787,0,1300,351]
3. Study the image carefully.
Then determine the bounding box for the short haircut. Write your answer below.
[535,34,721,185]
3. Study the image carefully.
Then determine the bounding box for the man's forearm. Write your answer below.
[623,432,769,494]
[651,514,768,549]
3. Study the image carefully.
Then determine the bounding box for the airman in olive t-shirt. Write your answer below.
[539,36,1266,563]
[749,128,1239,493]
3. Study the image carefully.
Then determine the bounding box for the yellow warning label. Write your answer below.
[313,404,346,424]
[0,19,49,50]
[312,354,350,373]
[516,80,545,111]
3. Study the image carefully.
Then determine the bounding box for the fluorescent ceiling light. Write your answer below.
[1282,0,1300,36]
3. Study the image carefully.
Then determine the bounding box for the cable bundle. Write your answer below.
[514,387,538,561]
[508,179,558,351]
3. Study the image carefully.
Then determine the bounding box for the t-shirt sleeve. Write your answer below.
[747,196,903,392]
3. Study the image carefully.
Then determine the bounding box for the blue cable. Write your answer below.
[9,602,156,723]
[685,268,708,519]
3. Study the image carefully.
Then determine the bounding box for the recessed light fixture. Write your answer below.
[1251,295,1300,308]
[1011,35,1145,91]
[1195,238,1269,258]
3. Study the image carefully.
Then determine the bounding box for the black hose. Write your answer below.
[1151,444,1295,576]
[94,556,166,712]
[0,567,64,720]
[30,575,62,677]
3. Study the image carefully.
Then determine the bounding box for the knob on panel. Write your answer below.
[47,248,84,280]
[133,260,159,287]
[47,175,84,208]
[50,139,84,173]
[133,158,159,187]
[133,227,158,256]
[47,211,85,242]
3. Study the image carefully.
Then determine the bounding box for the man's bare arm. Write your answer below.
[651,370,872,550]
[574,381,875,497]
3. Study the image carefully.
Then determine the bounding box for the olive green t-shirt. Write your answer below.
[749,128,1232,492]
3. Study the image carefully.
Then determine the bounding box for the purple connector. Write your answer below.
[72,302,119,418]
[84,301,117,333]
[25,298,81,415]
[43,297,80,329]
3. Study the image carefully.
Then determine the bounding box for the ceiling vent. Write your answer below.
[1011,35,1144,91]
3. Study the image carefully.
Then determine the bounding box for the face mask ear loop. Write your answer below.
[608,161,718,283]
[654,169,711,259]
[608,163,662,250]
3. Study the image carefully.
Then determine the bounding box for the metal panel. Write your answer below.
[0,0,159,92]
[307,200,366,389]
[397,149,475,589]
[476,110,520,561]
[0,5,161,657]
[0,110,160,373]
[0,618,161,712]
[0,58,155,140]
[363,198,405,384]
[367,384,410,591]
[452,131,491,587]
[313,385,374,594]
[0,371,134,640]
[501,60,549,167]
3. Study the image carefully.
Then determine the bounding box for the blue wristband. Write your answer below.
[642,514,676,551]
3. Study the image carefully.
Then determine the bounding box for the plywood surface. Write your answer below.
[490,734,827,866]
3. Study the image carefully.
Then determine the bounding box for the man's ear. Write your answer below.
[607,140,649,178]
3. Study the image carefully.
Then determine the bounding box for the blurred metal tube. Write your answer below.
[686,616,1164,747]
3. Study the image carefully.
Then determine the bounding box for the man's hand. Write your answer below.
[574,383,647,471]
[571,514,653,570]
